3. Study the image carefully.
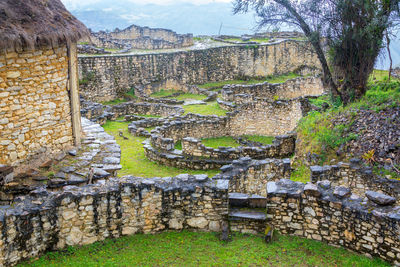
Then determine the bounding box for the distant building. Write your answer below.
[0,0,88,166]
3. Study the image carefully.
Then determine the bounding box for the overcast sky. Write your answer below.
[62,0,232,8]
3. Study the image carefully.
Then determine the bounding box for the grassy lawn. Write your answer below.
[175,93,207,101]
[19,231,388,267]
[199,135,275,149]
[225,37,270,43]
[202,136,240,148]
[243,135,275,145]
[184,101,227,116]
[102,121,219,177]
[150,89,182,98]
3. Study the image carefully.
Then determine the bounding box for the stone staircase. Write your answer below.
[228,192,267,235]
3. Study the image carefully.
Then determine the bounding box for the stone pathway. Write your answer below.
[0,118,122,202]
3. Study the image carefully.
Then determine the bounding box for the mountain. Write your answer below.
[62,0,398,69]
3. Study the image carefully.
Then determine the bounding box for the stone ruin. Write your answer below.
[79,24,193,53]
[1,26,400,266]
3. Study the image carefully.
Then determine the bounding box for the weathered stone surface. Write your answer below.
[333,186,351,199]
[366,191,396,206]
[304,183,321,197]
[187,217,208,229]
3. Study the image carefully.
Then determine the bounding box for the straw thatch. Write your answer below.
[0,0,89,51]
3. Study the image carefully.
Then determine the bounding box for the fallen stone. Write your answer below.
[366,191,396,206]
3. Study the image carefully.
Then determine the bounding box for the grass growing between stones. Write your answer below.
[184,101,227,116]
[102,98,128,106]
[198,73,301,89]
[102,121,219,177]
[19,231,388,267]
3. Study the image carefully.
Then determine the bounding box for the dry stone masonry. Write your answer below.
[0,46,74,166]
[78,40,321,102]
[83,24,193,51]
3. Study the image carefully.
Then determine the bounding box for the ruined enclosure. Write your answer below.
[1,6,399,264]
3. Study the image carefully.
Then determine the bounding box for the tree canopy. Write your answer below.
[234,0,400,104]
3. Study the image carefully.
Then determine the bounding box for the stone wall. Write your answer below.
[0,46,74,166]
[181,134,295,160]
[310,158,400,202]
[78,40,321,102]
[85,24,193,51]
[215,157,291,197]
[0,175,228,266]
[229,97,312,136]
[267,179,400,265]
[221,76,324,102]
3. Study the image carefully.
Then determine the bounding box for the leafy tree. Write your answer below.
[233,0,400,104]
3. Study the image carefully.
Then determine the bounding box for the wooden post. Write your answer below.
[67,43,82,146]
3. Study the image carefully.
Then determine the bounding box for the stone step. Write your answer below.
[229,192,249,207]
[229,209,266,221]
[229,193,267,208]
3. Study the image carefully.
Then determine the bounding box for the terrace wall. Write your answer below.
[78,40,320,102]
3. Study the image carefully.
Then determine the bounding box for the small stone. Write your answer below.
[68,149,77,156]
[304,183,321,197]
[366,191,396,206]
[333,186,351,199]
[317,180,331,190]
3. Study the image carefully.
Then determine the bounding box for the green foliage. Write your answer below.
[79,71,95,86]
[184,102,227,116]
[124,88,138,100]
[290,162,311,183]
[102,121,218,177]
[19,231,388,267]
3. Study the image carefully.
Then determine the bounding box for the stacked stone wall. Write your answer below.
[310,159,400,202]
[181,134,295,160]
[78,40,321,102]
[221,76,324,102]
[0,46,74,166]
[86,24,193,50]
[0,175,228,266]
[267,179,400,265]
[229,98,311,136]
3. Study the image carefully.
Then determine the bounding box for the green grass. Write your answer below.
[102,99,128,106]
[198,73,300,89]
[19,231,388,267]
[291,162,311,183]
[175,93,207,101]
[201,136,241,148]
[150,89,182,98]
[135,114,161,118]
[102,121,219,177]
[243,135,275,145]
[184,101,227,116]
[199,135,275,149]
[265,72,300,83]
[225,37,270,43]
[369,69,399,83]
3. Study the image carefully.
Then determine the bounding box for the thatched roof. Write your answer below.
[0,0,89,51]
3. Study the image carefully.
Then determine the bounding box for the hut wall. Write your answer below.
[0,45,74,165]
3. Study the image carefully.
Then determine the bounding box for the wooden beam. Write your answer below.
[67,43,82,146]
